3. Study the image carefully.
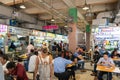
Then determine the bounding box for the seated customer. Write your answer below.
[0,56,5,80]
[6,62,28,80]
[73,48,86,72]
[91,51,101,76]
[111,49,120,58]
[66,51,78,80]
[53,53,73,80]
[97,52,115,80]
[0,54,9,74]
[111,49,120,67]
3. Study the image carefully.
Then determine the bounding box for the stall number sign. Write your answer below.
[0,24,7,35]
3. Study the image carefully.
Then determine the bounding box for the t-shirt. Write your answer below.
[53,57,72,73]
[68,55,77,61]
[73,52,81,60]
[28,55,37,72]
[3,61,9,72]
[27,44,34,54]
[97,57,115,66]
[11,63,28,80]
[0,62,4,80]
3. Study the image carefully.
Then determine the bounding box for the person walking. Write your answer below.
[34,47,53,80]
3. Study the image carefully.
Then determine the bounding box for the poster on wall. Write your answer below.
[93,27,120,50]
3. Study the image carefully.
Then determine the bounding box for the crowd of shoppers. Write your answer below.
[1,41,120,80]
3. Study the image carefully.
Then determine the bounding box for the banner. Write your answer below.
[86,24,90,32]
[69,8,77,22]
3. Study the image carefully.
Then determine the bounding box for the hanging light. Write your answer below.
[82,0,89,10]
[51,0,55,22]
[51,16,55,22]
[64,25,68,27]
[20,5,26,9]
[20,0,26,9]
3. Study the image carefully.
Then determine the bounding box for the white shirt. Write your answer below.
[27,44,34,54]
[28,55,37,72]
[0,62,4,80]
[3,61,9,72]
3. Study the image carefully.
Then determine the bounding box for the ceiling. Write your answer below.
[0,0,118,29]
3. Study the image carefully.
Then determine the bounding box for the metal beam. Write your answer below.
[0,4,37,23]
[62,0,88,25]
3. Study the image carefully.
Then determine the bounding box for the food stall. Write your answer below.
[62,36,69,43]
[0,24,8,52]
[54,34,63,43]
[30,30,46,47]
[7,26,31,54]
[92,26,120,52]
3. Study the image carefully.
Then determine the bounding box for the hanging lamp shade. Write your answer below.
[82,0,90,10]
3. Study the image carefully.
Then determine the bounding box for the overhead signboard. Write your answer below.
[42,25,58,30]
[9,26,31,36]
[93,27,120,50]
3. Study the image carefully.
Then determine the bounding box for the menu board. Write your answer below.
[32,30,46,37]
[93,27,120,50]
[0,24,8,36]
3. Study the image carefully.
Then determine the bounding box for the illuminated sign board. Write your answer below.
[0,24,8,35]
[42,25,58,30]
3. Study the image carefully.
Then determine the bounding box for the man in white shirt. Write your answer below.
[0,54,9,74]
[27,42,34,54]
[0,56,5,80]
[28,51,38,72]
[97,53,115,80]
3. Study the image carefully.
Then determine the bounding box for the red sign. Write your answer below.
[42,25,58,30]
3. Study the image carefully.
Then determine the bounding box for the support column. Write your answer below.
[86,32,91,51]
[68,23,77,52]
[85,25,91,51]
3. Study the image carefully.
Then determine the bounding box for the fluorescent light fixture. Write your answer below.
[82,6,89,10]
[20,5,26,9]
[64,25,68,27]
[51,18,55,22]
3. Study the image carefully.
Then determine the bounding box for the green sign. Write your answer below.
[86,24,90,32]
[69,8,77,22]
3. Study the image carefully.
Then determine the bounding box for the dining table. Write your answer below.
[97,65,120,80]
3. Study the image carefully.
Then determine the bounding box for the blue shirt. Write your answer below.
[73,52,79,57]
[53,57,72,73]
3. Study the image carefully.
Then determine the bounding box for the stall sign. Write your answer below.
[93,27,120,50]
[9,26,31,36]
[47,33,55,38]
[32,30,39,36]
[42,25,58,30]
[39,32,46,37]
[0,24,8,35]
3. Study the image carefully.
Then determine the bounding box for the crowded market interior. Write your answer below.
[0,0,120,80]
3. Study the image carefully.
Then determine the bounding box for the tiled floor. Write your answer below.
[27,62,120,80]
